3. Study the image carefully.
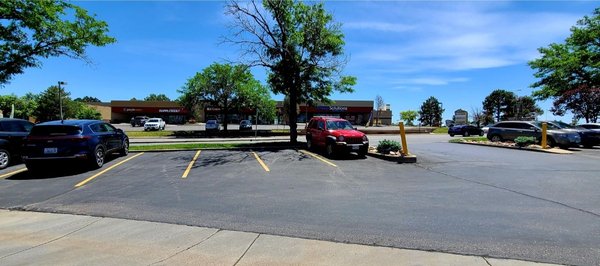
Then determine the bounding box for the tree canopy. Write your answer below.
[0,0,116,85]
[144,93,171,101]
[0,93,36,119]
[418,96,444,127]
[399,110,418,126]
[74,96,101,103]
[225,0,356,143]
[483,89,516,122]
[178,63,272,131]
[529,7,600,123]
[33,85,73,121]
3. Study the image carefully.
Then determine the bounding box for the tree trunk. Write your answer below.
[289,87,298,144]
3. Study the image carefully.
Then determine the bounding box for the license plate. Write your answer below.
[44,148,58,154]
[352,145,360,150]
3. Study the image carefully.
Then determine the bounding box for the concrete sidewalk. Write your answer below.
[0,210,556,266]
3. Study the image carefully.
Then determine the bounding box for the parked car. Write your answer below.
[481,123,494,134]
[205,120,220,131]
[305,116,369,158]
[239,120,252,130]
[0,118,35,169]
[448,125,484,137]
[143,118,166,131]
[22,120,129,171]
[580,123,600,132]
[546,121,600,148]
[130,116,149,127]
[487,121,580,149]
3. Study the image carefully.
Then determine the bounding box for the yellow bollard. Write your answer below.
[541,122,547,149]
[399,122,409,156]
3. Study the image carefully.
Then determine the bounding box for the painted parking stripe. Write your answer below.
[252,151,270,172]
[0,168,27,179]
[182,150,201,178]
[75,152,145,188]
[299,150,337,167]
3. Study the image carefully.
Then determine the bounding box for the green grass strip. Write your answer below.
[449,136,488,143]
[126,131,174,138]
[432,127,448,134]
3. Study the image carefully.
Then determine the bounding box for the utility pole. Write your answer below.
[58,81,66,121]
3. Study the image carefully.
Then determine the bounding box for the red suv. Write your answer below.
[305,117,369,158]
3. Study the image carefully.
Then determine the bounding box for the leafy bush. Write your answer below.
[377,139,401,154]
[514,136,536,147]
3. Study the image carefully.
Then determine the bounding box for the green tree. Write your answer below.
[178,63,267,132]
[0,0,116,85]
[514,96,543,120]
[74,96,101,103]
[399,110,418,126]
[226,0,356,143]
[33,85,75,122]
[529,8,600,123]
[72,101,101,120]
[0,94,33,119]
[482,89,516,122]
[418,96,444,127]
[144,94,171,101]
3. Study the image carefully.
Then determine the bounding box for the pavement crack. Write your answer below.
[415,164,600,219]
[482,257,493,266]
[149,229,222,265]
[233,233,260,266]
[0,216,102,260]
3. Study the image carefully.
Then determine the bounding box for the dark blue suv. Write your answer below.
[22,120,129,171]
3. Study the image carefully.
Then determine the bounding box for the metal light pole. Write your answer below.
[58,81,67,121]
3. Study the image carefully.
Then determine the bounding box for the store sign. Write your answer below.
[159,109,181,113]
[123,108,143,112]
[316,106,348,112]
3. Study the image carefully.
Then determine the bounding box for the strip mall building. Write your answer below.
[89,100,391,125]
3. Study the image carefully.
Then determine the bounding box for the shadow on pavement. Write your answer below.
[7,155,121,180]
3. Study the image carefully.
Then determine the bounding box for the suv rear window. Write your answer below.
[30,125,82,136]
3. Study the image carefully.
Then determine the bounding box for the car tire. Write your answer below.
[90,146,105,169]
[306,136,313,150]
[463,131,470,137]
[119,140,129,156]
[449,134,454,137]
[326,142,336,158]
[0,149,10,170]
[479,131,484,136]
[490,134,502,142]
[546,137,555,148]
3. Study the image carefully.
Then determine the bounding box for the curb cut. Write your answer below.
[452,141,573,154]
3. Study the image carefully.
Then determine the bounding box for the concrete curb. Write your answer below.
[452,141,573,154]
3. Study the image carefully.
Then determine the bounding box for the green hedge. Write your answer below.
[514,136,537,147]
[377,139,401,154]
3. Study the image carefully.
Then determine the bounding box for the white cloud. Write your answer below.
[344,22,414,33]
[393,77,469,86]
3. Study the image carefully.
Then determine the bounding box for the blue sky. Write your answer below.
[3,1,598,123]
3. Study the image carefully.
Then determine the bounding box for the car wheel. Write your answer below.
[119,140,129,156]
[326,142,336,158]
[306,137,313,150]
[490,134,501,142]
[91,146,105,169]
[479,131,484,136]
[546,137,555,148]
[463,131,470,137]
[449,134,454,137]
[0,149,10,170]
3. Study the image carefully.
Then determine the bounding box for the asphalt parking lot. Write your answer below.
[0,137,599,265]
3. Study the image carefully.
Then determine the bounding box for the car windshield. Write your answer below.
[241,120,250,125]
[207,120,216,124]
[30,125,82,136]
[326,120,354,130]
[534,122,560,130]
[148,119,159,122]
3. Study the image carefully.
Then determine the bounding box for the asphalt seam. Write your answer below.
[483,257,493,266]
[148,229,222,265]
[415,164,600,219]
[233,233,261,266]
[0,216,102,260]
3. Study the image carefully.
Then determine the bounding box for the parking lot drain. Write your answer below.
[74,153,145,187]
[0,168,27,179]
[299,150,337,167]
[252,151,270,172]
[182,150,201,178]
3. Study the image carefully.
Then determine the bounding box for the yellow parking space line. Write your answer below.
[182,150,201,178]
[0,168,27,179]
[252,151,270,172]
[75,152,144,188]
[299,150,337,167]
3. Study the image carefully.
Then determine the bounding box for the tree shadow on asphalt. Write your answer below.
[7,155,121,180]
